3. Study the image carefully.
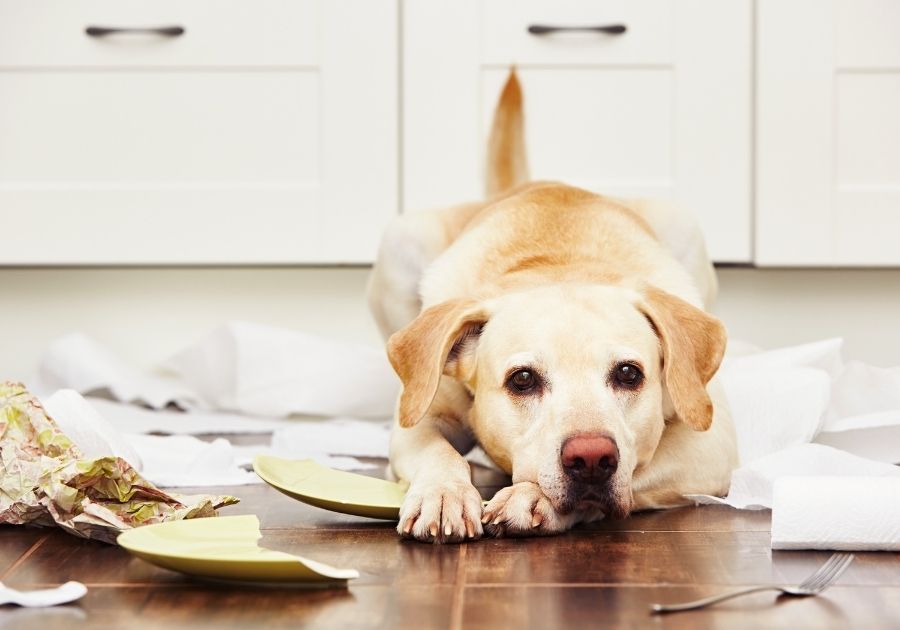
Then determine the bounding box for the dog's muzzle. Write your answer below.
[558,433,626,516]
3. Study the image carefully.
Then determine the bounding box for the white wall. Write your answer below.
[0,268,382,384]
[2,267,900,384]
[713,268,900,365]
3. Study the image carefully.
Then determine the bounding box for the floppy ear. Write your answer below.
[387,299,489,428]
[638,286,727,431]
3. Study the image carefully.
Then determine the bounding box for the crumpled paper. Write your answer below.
[35,324,400,418]
[165,321,398,418]
[688,338,900,512]
[0,382,237,544]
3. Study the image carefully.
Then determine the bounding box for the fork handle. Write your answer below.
[652,586,783,613]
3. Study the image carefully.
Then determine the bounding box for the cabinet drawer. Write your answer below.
[482,0,674,66]
[0,0,317,67]
[405,0,752,263]
[0,0,397,265]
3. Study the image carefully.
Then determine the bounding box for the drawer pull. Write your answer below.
[527,24,627,36]
[85,25,185,38]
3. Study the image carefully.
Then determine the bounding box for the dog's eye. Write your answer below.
[507,369,538,392]
[612,363,643,389]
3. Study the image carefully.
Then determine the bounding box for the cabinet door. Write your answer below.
[404,0,752,263]
[757,0,900,266]
[0,0,397,264]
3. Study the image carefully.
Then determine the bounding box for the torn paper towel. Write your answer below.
[716,338,900,467]
[125,434,260,487]
[687,337,900,530]
[36,333,198,410]
[87,397,296,435]
[43,390,143,469]
[687,443,900,509]
[771,476,900,551]
[165,322,398,418]
[0,382,237,544]
[35,324,399,419]
[269,419,391,460]
[815,360,900,463]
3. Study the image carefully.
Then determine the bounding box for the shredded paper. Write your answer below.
[0,382,237,544]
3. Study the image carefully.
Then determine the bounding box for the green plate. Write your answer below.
[117,514,358,584]
[253,455,406,520]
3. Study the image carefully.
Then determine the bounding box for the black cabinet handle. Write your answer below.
[527,24,627,36]
[85,25,185,38]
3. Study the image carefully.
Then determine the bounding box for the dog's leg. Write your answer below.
[390,380,484,543]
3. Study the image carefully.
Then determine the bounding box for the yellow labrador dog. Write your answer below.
[368,71,738,543]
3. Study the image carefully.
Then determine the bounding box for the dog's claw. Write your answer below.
[397,479,484,543]
[484,482,575,538]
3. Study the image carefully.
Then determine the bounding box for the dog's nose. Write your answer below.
[561,434,619,483]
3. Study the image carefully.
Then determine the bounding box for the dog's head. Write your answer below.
[387,283,726,519]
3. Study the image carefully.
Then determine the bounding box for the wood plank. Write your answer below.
[0,526,47,577]
[465,531,900,586]
[3,528,459,588]
[461,585,900,630]
[0,585,455,630]
[3,470,898,628]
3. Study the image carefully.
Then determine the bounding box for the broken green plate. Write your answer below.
[253,455,406,520]
[117,514,358,584]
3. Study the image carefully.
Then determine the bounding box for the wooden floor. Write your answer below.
[2,461,899,630]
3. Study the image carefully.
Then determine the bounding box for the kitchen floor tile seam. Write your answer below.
[259,526,398,533]
[0,581,464,589]
[7,581,895,590]
[448,543,468,630]
[563,529,772,538]
[461,582,900,588]
[0,534,48,580]
[255,528,771,535]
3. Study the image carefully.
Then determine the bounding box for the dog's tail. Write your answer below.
[485,68,530,198]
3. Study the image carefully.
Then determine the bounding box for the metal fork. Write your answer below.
[651,553,855,613]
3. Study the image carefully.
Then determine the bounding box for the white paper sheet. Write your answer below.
[42,389,144,470]
[693,338,900,522]
[125,434,260,487]
[165,321,399,418]
[771,476,900,550]
[36,323,400,420]
[86,397,296,435]
[687,443,900,509]
[268,419,392,460]
[36,333,198,410]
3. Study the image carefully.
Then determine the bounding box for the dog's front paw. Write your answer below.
[482,482,576,538]
[398,479,484,543]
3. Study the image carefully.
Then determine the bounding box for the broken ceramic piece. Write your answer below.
[117,514,358,584]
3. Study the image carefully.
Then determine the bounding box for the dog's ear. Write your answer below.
[638,286,727,431]
[387,299,489,428]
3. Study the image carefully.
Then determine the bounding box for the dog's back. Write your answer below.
[368,69,717,338]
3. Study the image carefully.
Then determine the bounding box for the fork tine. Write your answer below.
[802,553,853,593]
[810,554,855,593]
[804,554,848,593]
[797,553,842,591]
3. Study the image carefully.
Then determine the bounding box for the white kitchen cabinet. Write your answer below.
[0,0,397,264]
[403,0,753,263]
[756,0,900,266]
